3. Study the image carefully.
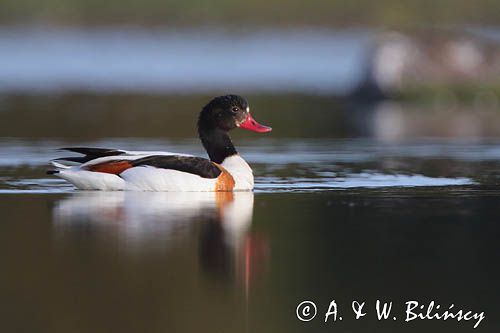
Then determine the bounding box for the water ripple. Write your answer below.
[256,173,473,193]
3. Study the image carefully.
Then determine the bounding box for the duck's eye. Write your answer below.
[231,107,239,114]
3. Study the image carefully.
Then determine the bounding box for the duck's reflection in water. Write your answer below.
[53,191,269,289]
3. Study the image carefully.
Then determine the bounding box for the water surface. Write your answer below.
[1,138,499,332]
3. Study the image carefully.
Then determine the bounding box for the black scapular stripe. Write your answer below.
[55,147,126,163]
[131,155,221,179]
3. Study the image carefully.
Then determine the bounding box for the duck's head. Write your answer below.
[198,95,272,134]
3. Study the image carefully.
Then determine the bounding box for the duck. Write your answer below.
[48,95,272,191]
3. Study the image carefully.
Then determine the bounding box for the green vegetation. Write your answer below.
[1,0,500,27]
[392,82,500,105]
[0,94,351,139]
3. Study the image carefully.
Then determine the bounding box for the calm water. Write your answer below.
[1,138,499,332]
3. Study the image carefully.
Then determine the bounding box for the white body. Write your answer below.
[53,151,254,192]
[219,155,254,191]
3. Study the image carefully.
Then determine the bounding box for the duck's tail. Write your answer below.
[47,161,71,175]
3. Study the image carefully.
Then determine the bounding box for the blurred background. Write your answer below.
[2,0,500,139]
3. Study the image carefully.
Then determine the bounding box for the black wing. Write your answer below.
[54,147,127,163]
[130,155,221,179]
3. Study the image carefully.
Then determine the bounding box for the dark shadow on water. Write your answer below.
[0,188,499,332]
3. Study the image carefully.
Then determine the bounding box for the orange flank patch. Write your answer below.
[86,160,133,175]
[214,164,235,192]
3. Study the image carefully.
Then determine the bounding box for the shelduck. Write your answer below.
[48,95,272,191]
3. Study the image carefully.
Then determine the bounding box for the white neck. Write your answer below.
[220,155,254,191]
